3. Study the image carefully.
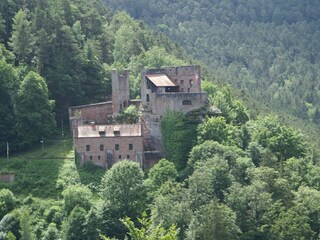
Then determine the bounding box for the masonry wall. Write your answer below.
[69,102,113,124]
[112,69,130,114]
[0,174,15,182]
[150,92,207,115]
[164,65,201,93]
[75,136,143,168]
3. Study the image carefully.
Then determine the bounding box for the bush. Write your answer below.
[0,189,15,219]
[62,185,92,215]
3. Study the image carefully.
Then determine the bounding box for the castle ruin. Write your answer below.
[69,65,208,169]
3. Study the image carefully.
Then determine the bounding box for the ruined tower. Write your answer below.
[112,69,130,114]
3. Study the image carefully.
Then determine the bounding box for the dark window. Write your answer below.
[89,156,92,160]
[146,94,150,102]
[86,145,90,151]
[182,100,192,105]
[98,155,101,160]
[129,144,133,150]
[100,144,104,151]
[115,144,119,150]
[114,130,120,136]
[119,155,121,159]
[127,155,130,159]
[99,131,105,137]
[180,80,184,85]
[188,88,190,92]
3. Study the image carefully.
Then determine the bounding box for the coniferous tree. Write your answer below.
[9,9,34,64]
[15,71,55,148]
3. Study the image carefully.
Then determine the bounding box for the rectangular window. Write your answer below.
[129,144,133,150]
[99,131,106,137]
[114,130,120,136]
[100,144,104,151]
[188,88,190,92]
[180,80,184,85]
[115,144,119,150]
[181,88,184,92]
[98,155,101,160]
[86,145,90,151]
[89,156,92,160]
[119,155,121,159]
[189,79,194,86]
[127,155,130,159]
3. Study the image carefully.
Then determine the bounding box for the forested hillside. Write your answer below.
[2,0,320,240]
[0,0,189,153]
[104,0,320,129]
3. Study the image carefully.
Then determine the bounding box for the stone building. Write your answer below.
[141,65,206,115]
[75,123,143,168]
[69,65,208,169]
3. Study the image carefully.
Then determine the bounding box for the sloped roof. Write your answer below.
[77,124,142,138]
[146,74,175,87]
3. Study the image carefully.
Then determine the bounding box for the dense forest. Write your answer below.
[104,0,320,131]
[0,0,190,152]
[1,0,320,239]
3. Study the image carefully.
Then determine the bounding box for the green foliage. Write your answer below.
[114,105,140,124]
[121,213,178,240]
[100,160,147,216]
[0,213,20,239]
[151,182,191,239]
[186,200,240,240]
[249,116,308,162]
[15,71,55,148]
[6,231,16,240]
[44,205,64,225]
[0,158,64,198]
[161,111,197,171]
[19,211,36,240]
[188,140,244,170]
[188,156,232,204]
[271,205,315,240]
[41,223,60,240]
[146,159,178,192]
[9,10,34,64]
[0,189,15,219]
[197,116,228,144]
[63,206,87,240]
[0,53,18,154]
[62,185,92,215]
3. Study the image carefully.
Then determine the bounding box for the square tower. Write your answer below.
[112,69,130,114]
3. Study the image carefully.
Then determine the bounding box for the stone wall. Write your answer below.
[141,113,163,152]
[164,65,201,93]
[69,102,113,136]
[75,135,143,168]
[112,69,130,114]
[0,173,15,182]
[150,92,207,115]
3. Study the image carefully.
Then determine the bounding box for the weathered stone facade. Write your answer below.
[75,124,143,168]
[69,65,208,170]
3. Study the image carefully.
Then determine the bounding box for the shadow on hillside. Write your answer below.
[0,140,74,198]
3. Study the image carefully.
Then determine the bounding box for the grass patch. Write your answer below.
[0,139,106,199]
[0,140,73,198]
[0,158,64,198]
[77,162,106,192]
